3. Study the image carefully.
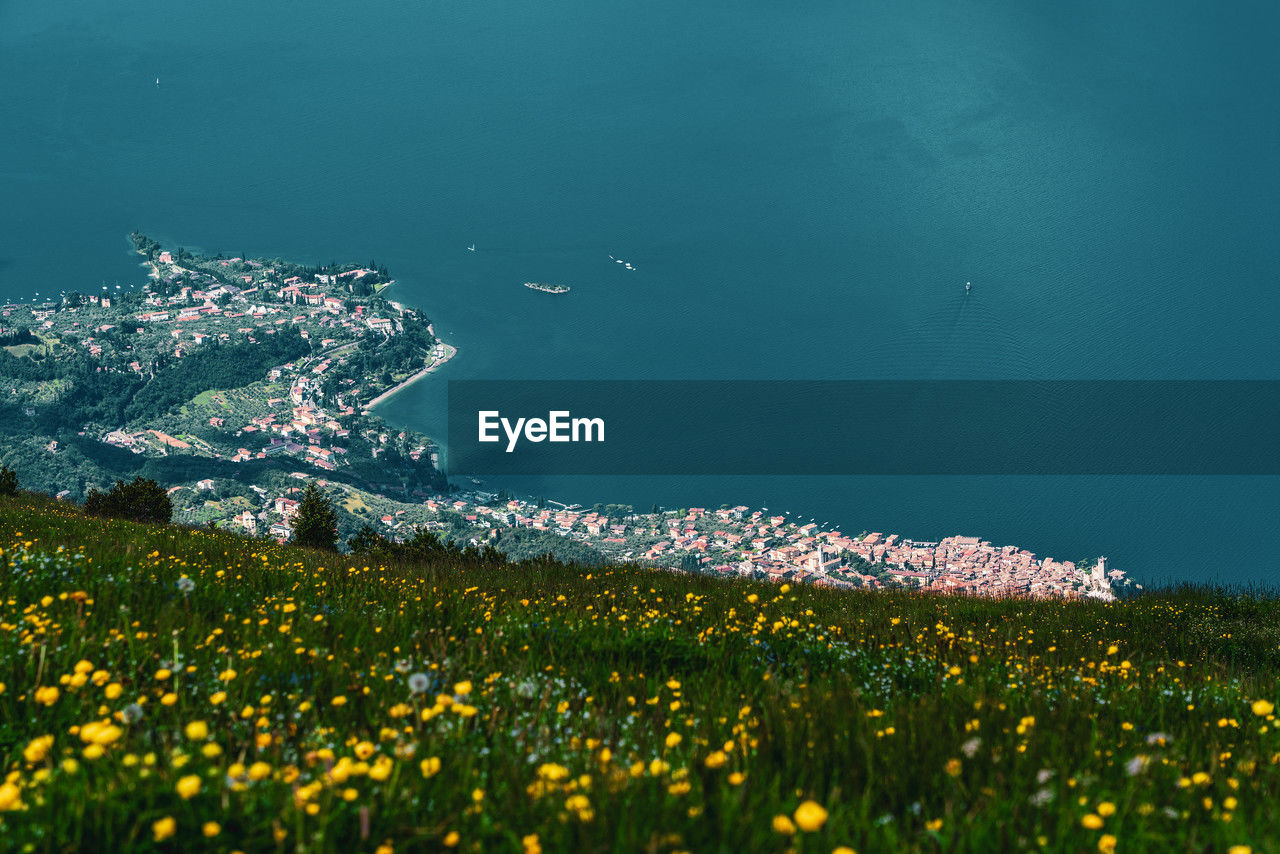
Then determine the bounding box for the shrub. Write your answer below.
[83,477,172,524]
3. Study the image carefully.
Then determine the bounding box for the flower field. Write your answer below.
[0,492,1277,852]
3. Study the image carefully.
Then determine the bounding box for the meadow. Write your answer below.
[0,492,1276,852]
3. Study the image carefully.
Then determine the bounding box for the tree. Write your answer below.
[292,483,338,551]
[0,465,17,497]
[84,477,172,524]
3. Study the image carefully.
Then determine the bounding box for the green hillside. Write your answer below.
[0,492,1276,852]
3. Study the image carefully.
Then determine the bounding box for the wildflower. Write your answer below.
[925,818,943,832]
[772,814,797,835]
[34,686,60,706]
[176,576,195,593]
[454,681,472,696]
[332,696,347,706]
[185,720,209,740]
[104,683,123,700]
[155,668,172,681]
[728,771,745,786]
[24,735,54,763]
[1145,732,1171,746]
[443,831,460,847]
[1081,814,1104,830]
[704,751,728,769]
[1098,834,1117,854]
[1029,789,1054,807]
[176,775,202,799]
[152,817,176,842]
[421,757,441,778]
[0,783,23,812]
[793,801,828,832]
[944,758,962,777]
[1126,755,1150,776]
[1036,769,1054,785]
[123,703,145,724]
[202,822,221,838]
[1252,699,1275,717]
[1096,801,1116,817]
[665,732,683,749]
[961,737,981,758]
[408,673,430,694]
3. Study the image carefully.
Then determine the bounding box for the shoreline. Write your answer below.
[364,342,457,409]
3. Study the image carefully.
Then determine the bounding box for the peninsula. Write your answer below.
[0,234,1127,597]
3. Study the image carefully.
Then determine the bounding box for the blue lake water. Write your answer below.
[3,0,1278,585]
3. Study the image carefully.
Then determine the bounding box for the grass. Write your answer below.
[0,492,1276,852]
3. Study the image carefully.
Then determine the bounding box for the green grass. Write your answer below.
[0,492,1276,852]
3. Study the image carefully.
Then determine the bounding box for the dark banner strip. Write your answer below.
[445,380,1280,475]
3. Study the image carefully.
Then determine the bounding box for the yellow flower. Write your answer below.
[1096,801,1116,817]
[772,814,797,835]
[331,696,347,707]
[185,720,209,740]
[944,758,962,777]
[210,691,227,705]
[0,783,23,812]
[83,744,105,760]
[160,692,177,706]
[443,831,460,847]
[728,771,745,786]
[704,751,727,769]
[23,735,54,764]
[202,743,223,758]
[104,683,123,700]
[152,817,176,842]
[1252,699,1275,717]
[665,732,683,749]
[925,818,943,832]
[155,669,172,681]
[793,801,828,832]
[176,774,202,799]
[354,741,376,760]
[1081,814,1104,830]
[34,686,60,706]
[1098,834,1117,854]
[454,681,472,696]
[248,762,272,781]
[420,757,441,778]
[1228,847,1253,854]
[203,822,221,838]
[219,669,237,682]
[833,848,858,854]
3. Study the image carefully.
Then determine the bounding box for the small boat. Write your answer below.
[467,244,476,252]
[615,259,623,264]
[965,281,971,294]
[624,263,633,270]
[155,78,160,87]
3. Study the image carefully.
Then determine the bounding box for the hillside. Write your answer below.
[0,493,1277,852]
